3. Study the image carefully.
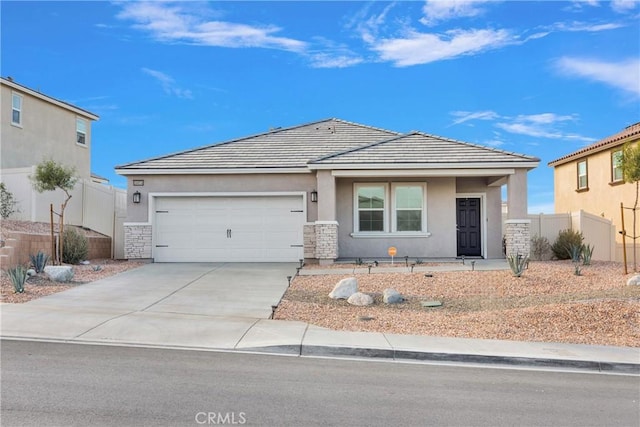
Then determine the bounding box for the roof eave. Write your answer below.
[308,161,540,170]
[115,167,312,176]
[1,77,99,120]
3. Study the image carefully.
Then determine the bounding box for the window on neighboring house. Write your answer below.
[577,160,588,190]
[12,93,22,126]
[356,185,386,232]
[354,183,427,233]
[76,118,87,145]
[612,149,623,182]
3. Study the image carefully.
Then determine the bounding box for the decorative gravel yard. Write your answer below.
[274,261,640,347]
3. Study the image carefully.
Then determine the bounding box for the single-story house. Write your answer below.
[115,118,539,264]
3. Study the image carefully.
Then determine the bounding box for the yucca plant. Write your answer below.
[507,254,529,277]
[568,243,583,263]
[581,244,594,266]
[29,251,50,273]
[7,265,27,293]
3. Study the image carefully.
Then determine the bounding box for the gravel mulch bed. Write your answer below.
[275,261,640,347]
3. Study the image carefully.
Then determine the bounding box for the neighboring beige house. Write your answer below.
[116,118,539,264]
[1,77,126,258]
[1,76,99,180]
[549,122,640,249]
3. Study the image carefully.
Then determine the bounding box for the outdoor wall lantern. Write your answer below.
[310,190,318,203]
[133,191,141,204]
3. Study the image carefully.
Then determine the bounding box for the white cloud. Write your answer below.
[142,68,193,99]
[308,53,363,69]
[550,20,626,32]
[496,113,596,142]
[117,1,306,52]
[450,110,500,125]
[611,0,638,13]
[555,57,640,97]
[451,110,596,142]
[420,0,492,26]
[372,28,514,67]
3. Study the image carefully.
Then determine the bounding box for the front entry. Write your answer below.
[456,198,482,257]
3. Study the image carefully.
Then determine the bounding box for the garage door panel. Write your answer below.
[154,196,303,262]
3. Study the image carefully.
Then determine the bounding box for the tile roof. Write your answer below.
[549,122,640,166]
[116,118,539,172]
[116,118,399,170]
[309,132,539,166]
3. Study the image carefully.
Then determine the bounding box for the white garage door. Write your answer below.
[153,196,304,262]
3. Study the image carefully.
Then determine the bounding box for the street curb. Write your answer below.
[299,345,640,374]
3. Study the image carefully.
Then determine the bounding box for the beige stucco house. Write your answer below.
[1,76,99,180]
[549,122,640,248]
[116,118,539,264]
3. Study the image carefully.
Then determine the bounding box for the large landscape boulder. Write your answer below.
[44,266,74,282]
[627,275,640,286]
[347,292,374,306]
[329,277,358,299]
[383,288,404,304]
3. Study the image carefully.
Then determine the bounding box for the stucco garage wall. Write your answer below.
[456,177,503,259]
[125,173,318,223]
[335,177,458,259]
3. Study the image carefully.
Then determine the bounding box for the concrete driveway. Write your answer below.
[1,263,303,347]
[24,263,296,317]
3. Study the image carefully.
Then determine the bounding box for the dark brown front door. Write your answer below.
[456,198,482,257]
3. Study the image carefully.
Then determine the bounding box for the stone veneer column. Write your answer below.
[315,221,338,265]
[504,219,531,257]
[303,223,317,261]
[124,224,152,259]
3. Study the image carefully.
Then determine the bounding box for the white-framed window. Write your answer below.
[76,118,87,145]
[392,183,425,232]
[12,93,22,126]
[612,149,623,182]
[355,184,386,232]
[577,160,588,190]
[354,183,427,234]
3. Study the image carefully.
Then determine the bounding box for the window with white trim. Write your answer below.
[612,150,623,182]
[356,184,386,232]
[76,118,87,145]
[354,183,427,234]
[577,160,588,190]
[393,184,424,232]
[12,93,22,126]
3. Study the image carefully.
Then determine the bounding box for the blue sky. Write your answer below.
[2,1,639,213]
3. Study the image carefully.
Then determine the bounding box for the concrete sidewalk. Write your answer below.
[1,262,638,374]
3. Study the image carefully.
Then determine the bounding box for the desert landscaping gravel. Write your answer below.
[275,261,640,347]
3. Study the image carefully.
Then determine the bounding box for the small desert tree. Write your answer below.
[0,182,19,219]
[621,142,640,271]
[30,159,77,264]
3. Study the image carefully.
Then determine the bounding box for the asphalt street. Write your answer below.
[2,340,638,426]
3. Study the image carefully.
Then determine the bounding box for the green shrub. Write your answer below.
[29,251,50,273]
[530,235,552,261]
[507,254,529,277]
[0,182,19,219]
[62,228,88,264]
[551,229,584,260]
[7,265,27,293]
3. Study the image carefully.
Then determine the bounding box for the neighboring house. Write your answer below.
[1,77,126,256]
[549,122,640,251]
[115,118,539,264]
[1,76,99,180]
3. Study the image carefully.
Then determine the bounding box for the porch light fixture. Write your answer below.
[132,191,141,204]
[310,190,318,203]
